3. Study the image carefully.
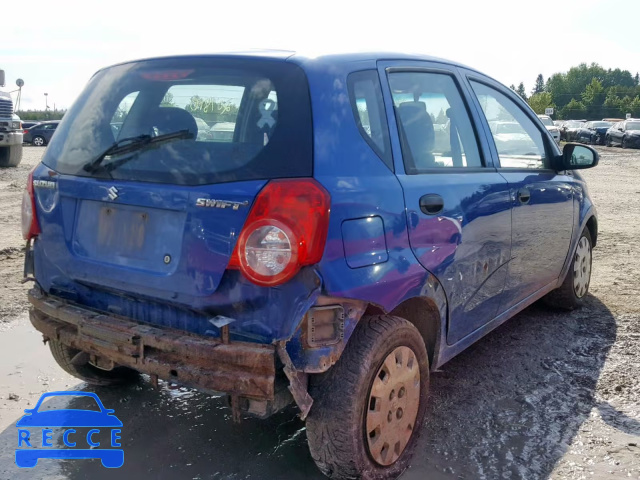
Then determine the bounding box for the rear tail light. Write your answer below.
[21,170,40,240]
[229,179,331,287]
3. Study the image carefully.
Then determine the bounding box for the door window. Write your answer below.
[347,70,393,170]
[388,71,483,172]
[470,81,548,169]
[110,92,139,140]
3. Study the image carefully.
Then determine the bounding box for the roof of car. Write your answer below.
[96,50,480,76]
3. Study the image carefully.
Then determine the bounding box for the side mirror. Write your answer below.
[618,127,624,131]
[559,143,599,170]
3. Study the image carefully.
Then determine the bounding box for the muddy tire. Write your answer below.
[49,340,139,386]
[0,144,22,168]
[306,315,429,480]
[544,228,593,311]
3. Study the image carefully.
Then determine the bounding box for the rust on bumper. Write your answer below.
[28,289,276,400]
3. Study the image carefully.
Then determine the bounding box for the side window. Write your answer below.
[470,80,548,169]
[347,70,393,170]
[388,71,482,172]
[111,92,139,140]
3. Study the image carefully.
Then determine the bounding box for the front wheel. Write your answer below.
[306,315,429,479]
[606,135,612,147]
[544,228,593,310]
[0,144,22,168]
[622,137,627,149]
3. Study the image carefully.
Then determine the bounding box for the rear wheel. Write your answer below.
[544,228,592,310]
[0,144,22,167]
[33,136,45,147]
[306,315,429,479]
[49,340,139,386]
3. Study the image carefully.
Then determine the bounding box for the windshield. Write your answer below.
[41,57,312,185]
[591,122,611,128]
[539,117,554,126]
[626,122,640,130]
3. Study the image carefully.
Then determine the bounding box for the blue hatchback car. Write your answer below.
[22,51,598,479]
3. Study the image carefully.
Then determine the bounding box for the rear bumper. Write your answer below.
[28,288,276,400]
[0,131,22,146]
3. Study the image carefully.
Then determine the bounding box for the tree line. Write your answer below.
[511,63,640,120]
[16,109,66,121]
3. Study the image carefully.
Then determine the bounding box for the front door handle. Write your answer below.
[517,188,531,204]
[420,194,444,215]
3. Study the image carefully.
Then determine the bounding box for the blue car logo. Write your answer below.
[15,391,123,468]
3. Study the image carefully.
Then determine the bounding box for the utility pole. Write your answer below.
[44,93,49,119]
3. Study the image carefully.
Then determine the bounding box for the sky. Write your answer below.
[2,0,640,111]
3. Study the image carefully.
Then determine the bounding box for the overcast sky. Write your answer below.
[3,0,639,111]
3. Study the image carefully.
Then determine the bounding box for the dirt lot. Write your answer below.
[0,146,638,479]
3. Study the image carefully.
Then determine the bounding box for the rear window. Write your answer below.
[42,57,312,185]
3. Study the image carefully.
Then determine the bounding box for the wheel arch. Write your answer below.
[363,295,444,370]
[586,215,598,248]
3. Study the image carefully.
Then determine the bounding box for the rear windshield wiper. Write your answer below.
[83,130,193,174]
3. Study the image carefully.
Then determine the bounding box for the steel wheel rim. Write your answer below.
[366,346,420,466]
[573,236,591,298]
[34,137,43,146]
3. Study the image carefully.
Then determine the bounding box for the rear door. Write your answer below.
[464,74,574,313]
[34,57,312,302]
[378,61,513,345]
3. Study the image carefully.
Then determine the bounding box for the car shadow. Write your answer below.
[0,295,617,479]
[404,294,618,479]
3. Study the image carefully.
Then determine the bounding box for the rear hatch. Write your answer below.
[34,56,312,301]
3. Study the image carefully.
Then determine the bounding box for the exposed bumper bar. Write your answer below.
[28,289,276,400]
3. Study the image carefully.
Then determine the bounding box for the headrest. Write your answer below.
[149,107,198,137]
[397,102,435,169]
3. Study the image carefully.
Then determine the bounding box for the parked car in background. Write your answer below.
[22,51,599,480]
[23,120,60,146]
[605,119,640,148]
[537,114,560,143]
[208,121,235,142]
[575,121,612,145]
[21,121,40,131]
[560,120,584,142]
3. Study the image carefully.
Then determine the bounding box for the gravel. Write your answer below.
[0,145,637,479]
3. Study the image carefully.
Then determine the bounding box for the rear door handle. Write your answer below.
[419,194,444,215]
[517,188,531,204]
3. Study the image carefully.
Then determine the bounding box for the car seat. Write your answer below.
[149,107,198,138]
[397,101,436,171]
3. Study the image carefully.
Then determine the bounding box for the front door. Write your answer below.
[465,76,574,313]
[379,62,513,345]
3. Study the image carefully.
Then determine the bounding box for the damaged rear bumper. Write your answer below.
[28,288,276,401]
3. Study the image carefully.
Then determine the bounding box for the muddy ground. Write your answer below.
[0,146,638,479]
